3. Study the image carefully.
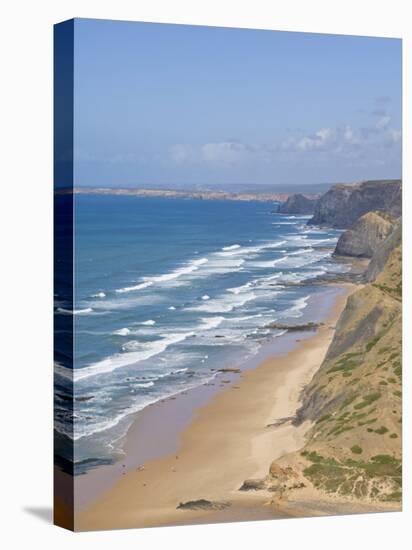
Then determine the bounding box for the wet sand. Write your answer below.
[76,286,353,531]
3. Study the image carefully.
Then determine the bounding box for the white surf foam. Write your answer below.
[287,247,315,256]
[283,295,311,318]
[251,258,284,268]
[146,258,208,283]
[72,366,208,441]
[188,291,257,313]
[114,258,210,295]
[113,327,131,336]
[227,282,253,294]
[200,316,226,330]
[222,244,241,251]
[115,281,153,293]
[132,381,155,389]
[54,361,73,381]
[268,250,330,269]
[56,307,93,315]
[232,313,263,321]
[73,332,195,381]
[217,240,287,258]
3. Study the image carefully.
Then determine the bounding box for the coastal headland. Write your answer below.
[56,186,293,203]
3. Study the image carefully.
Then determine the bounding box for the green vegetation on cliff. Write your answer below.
[262,217,402,505]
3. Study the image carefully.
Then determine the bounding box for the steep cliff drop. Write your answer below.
[308,180,401,228]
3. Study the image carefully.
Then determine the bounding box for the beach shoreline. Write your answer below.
[76,284,357,531]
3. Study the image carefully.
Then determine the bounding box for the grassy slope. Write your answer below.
[264,243,402,505]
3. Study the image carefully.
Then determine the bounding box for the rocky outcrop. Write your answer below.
[308,180,401,228]
[177,499,231,511]
[264,321,322,332]
[334,211,394,258]
[278,194,318,214]
[365,220,401,282]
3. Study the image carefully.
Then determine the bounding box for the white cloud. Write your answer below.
[169,141,267,166]
[295,127,337,151]
[343,126,360,145]
[385,129,402,145]
[168,108,401,169]
[169,144,193,164]
[375,115,391,130]
[201,141,249,164]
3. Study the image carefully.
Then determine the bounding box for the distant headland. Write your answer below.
[55,186,293,202]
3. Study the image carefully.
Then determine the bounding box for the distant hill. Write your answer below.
[73,182,333,196]
[202,183,333,195]
[62,187,290,203]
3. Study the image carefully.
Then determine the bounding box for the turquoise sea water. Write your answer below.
[54,195,347,468]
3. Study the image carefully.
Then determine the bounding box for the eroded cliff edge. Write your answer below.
[308,179,401,228]
[243,189,402,511]
[334,211,394,258]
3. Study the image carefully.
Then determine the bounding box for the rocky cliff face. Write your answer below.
[308,180,401,228]
[278,194,318,215]
[334,211,394,258]
[249,222,402,506]
[365,220,401,282]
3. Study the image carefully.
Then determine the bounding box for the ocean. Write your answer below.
[54,195,348,469]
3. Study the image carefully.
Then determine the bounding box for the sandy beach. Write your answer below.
[75,286,355,531]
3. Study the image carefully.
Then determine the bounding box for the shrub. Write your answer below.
[358,417,377,427]
[354,392,381,410]
[366,338,378,352]
[328,359,360,375]
[316,414,332,424]
[394,365,402,377]
[374,426,389,435]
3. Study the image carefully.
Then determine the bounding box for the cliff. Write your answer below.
[278,194,318,215]
[245,221,402,507]
[365,220,401,282]
[334,211,394,258]
[308,180,401,228]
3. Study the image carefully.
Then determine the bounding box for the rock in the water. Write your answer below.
[308,179,401,228]
[177,499,231,511]
[217,368,241,373]
[239,479,266,491]
[264,321,321,332]
[334,211,394,258]
[239,478,267,491]
[278,193,318,214]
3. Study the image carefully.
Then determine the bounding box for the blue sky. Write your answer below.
[73,18,402,187]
